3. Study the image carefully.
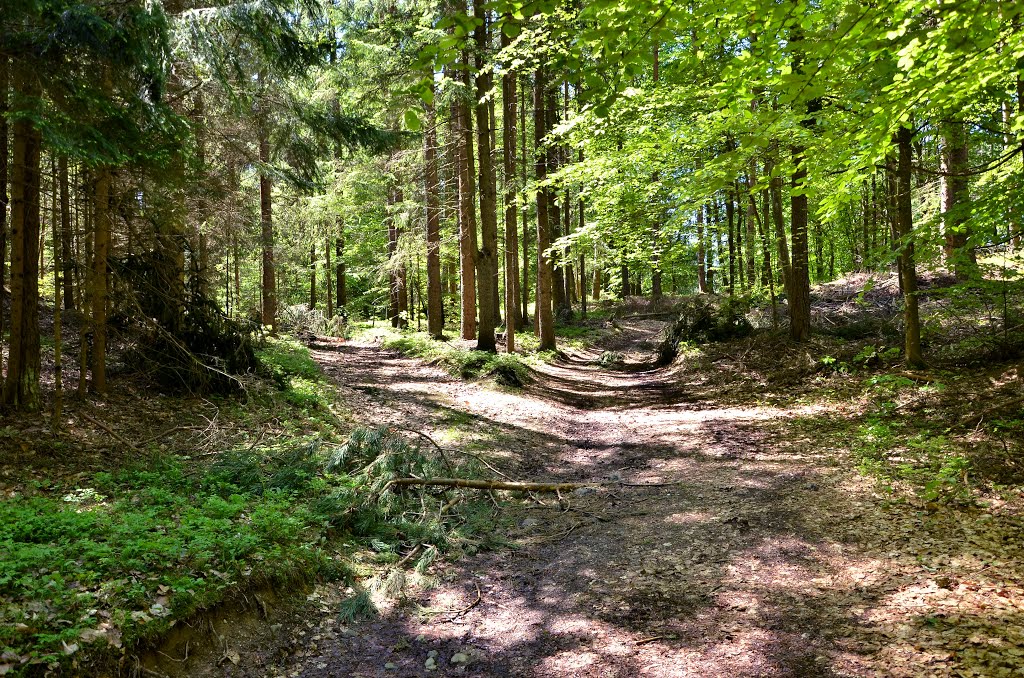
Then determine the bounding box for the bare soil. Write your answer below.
[145,319,1024,678]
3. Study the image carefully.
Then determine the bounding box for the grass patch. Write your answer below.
[257,336,336,413]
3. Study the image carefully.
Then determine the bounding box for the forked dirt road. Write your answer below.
[173,322,1024,678]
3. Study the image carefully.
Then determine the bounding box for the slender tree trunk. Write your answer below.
[474,0,498,352]
[192,92,209,299]
[895,126,924,367]
[387,186,403,328]
[59,156,73,310]
[78,174,92,397]
[696,204,708,293]
[325,237,333,318]
[790,138,812,342]
[259,123,276,332]
[456,57,478,340]
[578,152,587,318]
[52,156,63,427]
[424,82,444,339]
[940,119,976,278]
[0,56,8,355]
[519,75,530,328]
[767,145,792,297]
[308,243,316,310]
[546,87,566,316]
[745,166,757,286]
[501,25,521,350]
[534,68,555,351]
[91,163,111,393]
[4,64,42,410]
[726,189,736,294]
[336,231,346,309]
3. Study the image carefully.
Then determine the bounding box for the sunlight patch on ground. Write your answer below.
[665,511,714,525]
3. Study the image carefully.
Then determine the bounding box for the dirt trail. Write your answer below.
[176,322,1023,678]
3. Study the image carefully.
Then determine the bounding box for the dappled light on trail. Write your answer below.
[192,330,1017,678]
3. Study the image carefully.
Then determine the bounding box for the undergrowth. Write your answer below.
[1,395,496,675]
[377,332,532,387]
[257,337,337,413]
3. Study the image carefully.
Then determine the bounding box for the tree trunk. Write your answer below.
[259,123,277,332]
[546,87,567,316]
[59,156,73,310]
[4,63,42,410]
[474,0,498,352]
[0,56,8,352]
[91,165,111,393]
[308,243,316,310]
[424,81,444,339]
[51,155,63,427]
[745,166,757,286]
[336,232,346,309]
[325,237,333,318]
[940,119,976,278]
[501,24,521,351]
[767,145,792,297]
[789,137,812,342]
[456,56,478,340]
[534,68,556,351]
[726,189,736,294]
[696,204,708,293]
[519,76,530,329]
[895,126,924,367]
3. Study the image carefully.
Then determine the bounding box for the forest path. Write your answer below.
[257,324,886,678]
[171,321,1024,678]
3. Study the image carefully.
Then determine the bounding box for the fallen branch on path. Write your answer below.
[78,412,140,452]
[385,477,596,492]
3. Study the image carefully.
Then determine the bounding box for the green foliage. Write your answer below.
[0,424,496,674]
[0,457,333,671]
[257,337,335,412]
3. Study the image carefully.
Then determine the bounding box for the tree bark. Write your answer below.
[501,24,521,351]
[455,56,478,340]
[895,125,924,368]
[0,56,8,350]
[745,166,757,286]
[939,119,976,278]
[474,0,498,352]
[767,144,791,297]
[789,139,812,342]
[91,165,111,393]
[423,81,444,339]
[534,68,556,351]
[519,75,531,329]
[336,232,346,309]
[308,243,316,310]
[259,122,277,332]
[4,63,42,410]
[59,156,73,310]
[325,236,333,318]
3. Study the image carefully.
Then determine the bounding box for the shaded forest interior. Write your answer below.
[1,0,1024,676]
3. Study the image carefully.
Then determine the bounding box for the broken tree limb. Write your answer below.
[385,477,597,493]
[78,411,140,452]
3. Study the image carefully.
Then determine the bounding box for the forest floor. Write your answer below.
[150,315,1024,678]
